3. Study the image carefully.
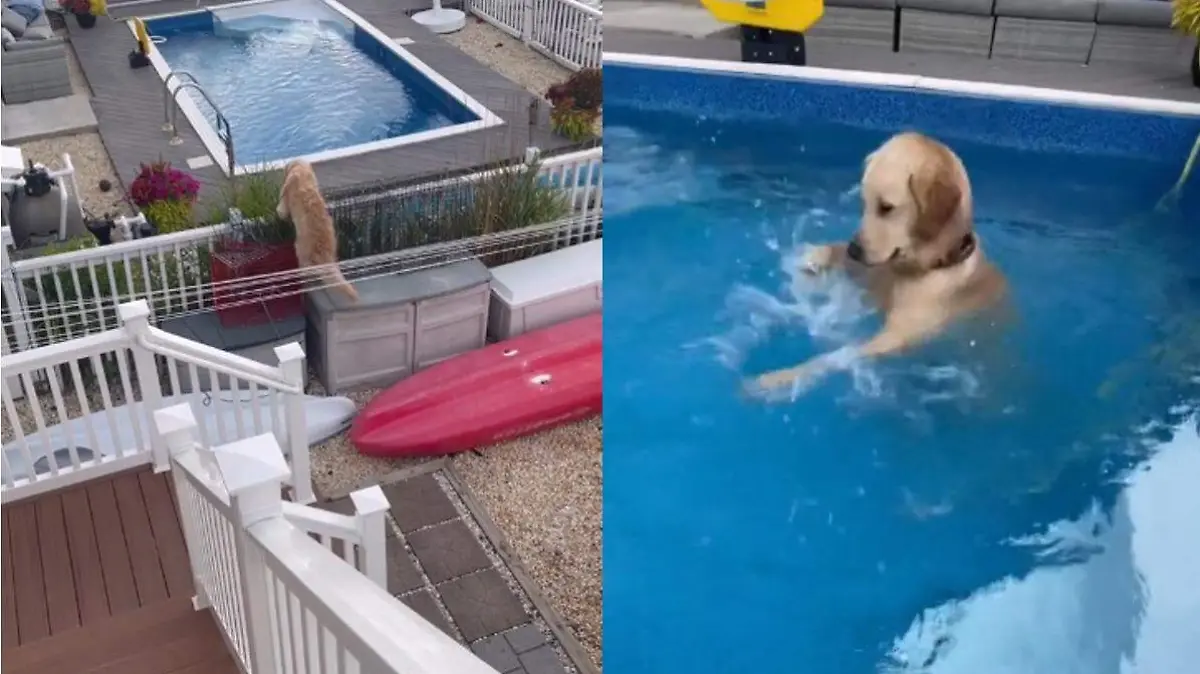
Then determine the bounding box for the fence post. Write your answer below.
[275,342,313,504]
[1,228,31,399]
[220,432,290,674]
[153,403,211,610]
[119,300,168,471]
[521,0,533,42]
[349,485,390,590]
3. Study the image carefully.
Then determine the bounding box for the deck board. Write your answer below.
[70,0,575,204]
[139,470,193,597]
[34,496,81,635]
[2,509,19,648]
[2,468,235,672]
[61,487,113,624]
[113,472,170,605]
[87,478,142,616]
[8,502,50,644]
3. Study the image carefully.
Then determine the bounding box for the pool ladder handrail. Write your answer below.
[161,70,199,130]
[162,71,237,178]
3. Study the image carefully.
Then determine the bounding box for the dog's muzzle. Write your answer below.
[847,238,900,266]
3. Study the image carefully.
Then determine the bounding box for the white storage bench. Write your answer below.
[488,239,602,340]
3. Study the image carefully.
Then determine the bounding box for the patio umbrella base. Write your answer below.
[412,8,466,35]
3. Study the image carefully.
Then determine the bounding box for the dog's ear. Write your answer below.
[907,154,962,242]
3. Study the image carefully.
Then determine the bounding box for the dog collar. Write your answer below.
[932,233,977,270]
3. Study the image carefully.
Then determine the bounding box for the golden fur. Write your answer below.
[752,132,1007,391]
[276,160,358,303]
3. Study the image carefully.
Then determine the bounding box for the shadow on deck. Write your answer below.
[1,467,238,673]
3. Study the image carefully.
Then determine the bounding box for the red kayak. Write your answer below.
[350,313,602,457]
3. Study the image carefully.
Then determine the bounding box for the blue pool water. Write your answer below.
[147,0,478,165]
[605,65,1200,674]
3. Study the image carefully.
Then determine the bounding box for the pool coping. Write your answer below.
[604,52,1200,118]
[135,0,505,176]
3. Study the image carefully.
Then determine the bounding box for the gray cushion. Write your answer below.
[21,15,53,40]
[1,28,14,45]
[827,0,898,9]
[898,0,995,16]
[2,7,28,36]
[993,0,1097,22]
[1095,0,1172,27]
[4,34,63,50]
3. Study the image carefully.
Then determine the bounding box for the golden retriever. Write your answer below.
[750,132,1006,391]
[276,160,359,303]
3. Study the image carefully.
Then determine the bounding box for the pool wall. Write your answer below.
[137,0,503,175]
[604,53,1200,168]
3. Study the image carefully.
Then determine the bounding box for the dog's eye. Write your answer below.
[877,201,895,216]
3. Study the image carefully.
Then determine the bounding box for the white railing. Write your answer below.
[0,299,314,504]
[281,486,390,589]
[0,148,602,353]
[470,0,602,71]
[155,405,499,674]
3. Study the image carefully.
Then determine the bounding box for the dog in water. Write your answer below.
[276,160,358,302]
[750,132,1007,392]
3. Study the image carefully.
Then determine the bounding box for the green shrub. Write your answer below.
[551,107,600,143]
[333,161,572,262]
[1173,0,1200,36]
[142,199,196,234]
[202,169,287,225]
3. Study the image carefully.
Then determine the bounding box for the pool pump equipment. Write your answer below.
[412,0,465,35]
[129,17,152,69]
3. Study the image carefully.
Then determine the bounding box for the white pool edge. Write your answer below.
[131,0,505,177]
[603,52,1200,118]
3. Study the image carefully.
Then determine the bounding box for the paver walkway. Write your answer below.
[317,465,594,674]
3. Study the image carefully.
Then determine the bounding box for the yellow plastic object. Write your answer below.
[700,0,824,32]
[132,17,151,55]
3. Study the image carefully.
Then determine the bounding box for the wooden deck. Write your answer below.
[1,467,239,673]
[70,0,573,202]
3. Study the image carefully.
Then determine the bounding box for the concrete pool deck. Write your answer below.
[69,0,575,198]
[603,2,1200,104]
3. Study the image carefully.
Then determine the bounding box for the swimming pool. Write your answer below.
[139,0,500,174]
[603,54,1200,674]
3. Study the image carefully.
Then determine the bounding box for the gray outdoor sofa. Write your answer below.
[807,0,1194,67]
[2,5,73,104]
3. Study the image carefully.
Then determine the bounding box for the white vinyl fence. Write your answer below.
[470,0,602,71]
[157,403,499,674]
[0,299,314,504]
[0,149,602,355]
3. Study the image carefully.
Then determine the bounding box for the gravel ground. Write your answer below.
[441,18,572,99]
[15,28,132,220]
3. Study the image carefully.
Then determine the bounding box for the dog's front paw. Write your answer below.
[800,245,837,274]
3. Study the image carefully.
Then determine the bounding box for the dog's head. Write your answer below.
[282,159,315,183]
[851,132,974,274]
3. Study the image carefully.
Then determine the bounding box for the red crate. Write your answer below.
[210,241,303,327]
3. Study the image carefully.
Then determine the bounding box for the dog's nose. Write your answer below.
[847,239,864,262]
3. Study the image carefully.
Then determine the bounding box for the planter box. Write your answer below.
[210,241,303,328]
[306,259,490,393]
[488,240,602,341]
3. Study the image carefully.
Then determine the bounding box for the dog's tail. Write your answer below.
[321,264,359,303]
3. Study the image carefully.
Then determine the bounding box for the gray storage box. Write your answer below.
[488,240,603,341]
[159,312,306,393]
[306,259,490,393]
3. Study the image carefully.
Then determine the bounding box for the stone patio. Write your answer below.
[315,464,595,674]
